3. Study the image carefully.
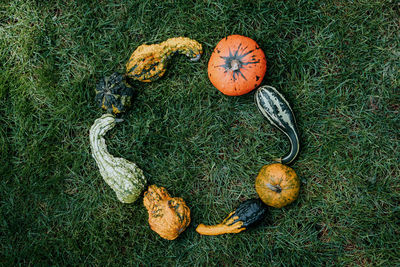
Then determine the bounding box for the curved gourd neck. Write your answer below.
[162,37,201,56]
[90,116,116,160]
[276,128,300,165]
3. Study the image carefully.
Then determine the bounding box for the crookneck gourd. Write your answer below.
[255,85,300,165]
[196,199,268,236]
[126,37,202,82]
[143,185,191,240]
[255,163,300,208]
[94,72,134,115]
[208,35,267,96]
[89,114,146,203]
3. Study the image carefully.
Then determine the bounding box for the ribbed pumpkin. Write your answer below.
[208,35,267,96]
[255,163,300,208]
[94,72,134,115]
[196,199,268,236]
[143,185,191,240]
[89,114,146,203]
[126,37,202,82]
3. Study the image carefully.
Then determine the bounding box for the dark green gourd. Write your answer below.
[231,198,268,228]
[95,72,134,115]
[255,85,300,165]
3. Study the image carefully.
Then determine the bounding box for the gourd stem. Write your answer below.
[230,60,240,71]
[266,183,282,193]
[190,54,201,61]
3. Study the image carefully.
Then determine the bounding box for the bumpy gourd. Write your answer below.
[126,37,202,82]
[94,72,134,115]
[89,114,146,203]
[255,85,300,165]
[255,163,300,208]
[143,185,191,240]
[196,199,268,236]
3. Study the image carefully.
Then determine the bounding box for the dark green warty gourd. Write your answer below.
[95,72,134,115]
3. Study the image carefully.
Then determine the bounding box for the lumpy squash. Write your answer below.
[143,185,191,240]
[126,37,202,82]
[89,114,146,203]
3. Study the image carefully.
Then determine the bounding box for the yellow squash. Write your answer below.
[126,37,202,82]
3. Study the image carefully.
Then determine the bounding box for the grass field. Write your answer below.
[1,0,399,265]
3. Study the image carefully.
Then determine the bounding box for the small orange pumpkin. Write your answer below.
[255,163,300,208]
[143,185,191,240]
[208,35,267,96]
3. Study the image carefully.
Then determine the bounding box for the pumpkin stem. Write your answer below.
[266,183,282,193]
[230,59,241,71]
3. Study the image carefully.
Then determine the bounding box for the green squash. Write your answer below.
[196,199,268,235]
[95,72,134,115]
[254,85,300,165]
[89,114,146,203]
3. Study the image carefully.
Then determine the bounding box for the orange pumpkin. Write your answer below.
[143,185,191,240]
[255,163,300,208]
[208,35,267,96]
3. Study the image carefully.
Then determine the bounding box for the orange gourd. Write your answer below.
[208,35,267,96]
[255,163,300,208]
[143,185,191,240]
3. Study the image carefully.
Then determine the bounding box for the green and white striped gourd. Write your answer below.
[89,114,146,203]
[254,85,300,165]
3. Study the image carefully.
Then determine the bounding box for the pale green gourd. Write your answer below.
[89,114,146,203]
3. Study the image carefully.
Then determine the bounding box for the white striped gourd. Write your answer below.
[89,114,146,203]
[254,85,300,165]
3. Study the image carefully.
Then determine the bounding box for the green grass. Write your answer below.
[1,0,399,265]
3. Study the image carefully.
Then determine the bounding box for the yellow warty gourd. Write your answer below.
[126,37,202,82]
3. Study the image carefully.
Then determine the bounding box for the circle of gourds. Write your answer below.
[90,35,301,240]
